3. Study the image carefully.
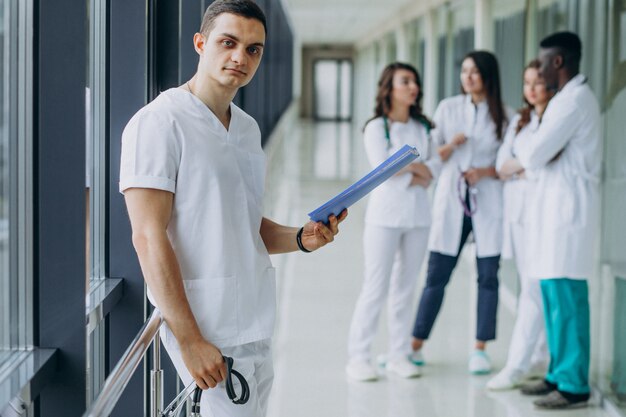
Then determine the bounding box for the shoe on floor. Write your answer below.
[346,361,378,382]
[526,361,548,379]
[408,350,425,366]
[468,350,492,375]
[377,351,425,368]
[520,379,557,396]
[487,368,524,390]
[386,357,421,378]
[533,390,589,409]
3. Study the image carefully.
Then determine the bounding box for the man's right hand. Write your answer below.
[180,338,227,389]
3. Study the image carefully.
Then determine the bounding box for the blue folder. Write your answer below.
[308,144,420,223]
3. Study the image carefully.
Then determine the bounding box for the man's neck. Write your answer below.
[187,74,237,129]
[557,70,578,91]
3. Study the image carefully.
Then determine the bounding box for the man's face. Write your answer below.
[538,47,559,91]
[196,13,265,90]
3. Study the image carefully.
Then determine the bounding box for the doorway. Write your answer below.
[313,59,352,121]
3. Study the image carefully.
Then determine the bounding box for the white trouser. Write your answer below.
[348,224,429,363]
[162,326,274,417]
[504,223,548,373]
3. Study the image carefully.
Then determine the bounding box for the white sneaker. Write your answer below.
[376,354,388,368]
[487,368,524,390]
[386,357,421,378]
[408,350,425,366]
[346,361,378,382]
[468,350,492,375]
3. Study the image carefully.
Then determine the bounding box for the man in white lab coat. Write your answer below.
[515,31,601,409]
[120,1,346,415]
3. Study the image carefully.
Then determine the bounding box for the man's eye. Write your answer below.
[222,40,233,47]
[248,46,259,55]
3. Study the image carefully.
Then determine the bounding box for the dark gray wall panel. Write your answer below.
[35,0,87,415]
[108,0,148,415]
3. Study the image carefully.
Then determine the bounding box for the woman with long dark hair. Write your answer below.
[410,51,512,375]
[488,60,553,390]
[346,62,435,381]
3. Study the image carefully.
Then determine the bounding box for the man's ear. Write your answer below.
[193,33,206,55]
[553,54,564,70]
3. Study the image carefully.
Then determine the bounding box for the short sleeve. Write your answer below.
[119,110,181,194]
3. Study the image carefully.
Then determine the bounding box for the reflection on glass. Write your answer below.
[312,122,352,180]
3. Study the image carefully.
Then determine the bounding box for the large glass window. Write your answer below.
[86,0,107,405]
[493,1,526,109]
[87,0,106,287]
[0,0,11,354]
[406,18,426,76]
[0,0,32,356]
[602,0,626,410]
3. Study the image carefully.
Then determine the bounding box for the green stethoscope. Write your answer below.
[382,115,431,154]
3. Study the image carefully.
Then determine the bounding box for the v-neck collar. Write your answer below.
[171,87,236,137]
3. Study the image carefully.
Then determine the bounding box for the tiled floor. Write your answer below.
[263,119,612,417]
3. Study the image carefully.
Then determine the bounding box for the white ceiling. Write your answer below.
[282,0,427,45]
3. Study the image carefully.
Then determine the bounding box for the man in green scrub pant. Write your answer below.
[515,31,602,409]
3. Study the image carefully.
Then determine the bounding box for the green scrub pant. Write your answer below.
[540,278,590,394]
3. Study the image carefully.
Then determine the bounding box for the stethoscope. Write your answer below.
[457,165,478,217]
[161,355,249,416]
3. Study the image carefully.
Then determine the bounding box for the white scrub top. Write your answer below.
[517,74,601,280]
[496,112,539,259]
[363,117,435,228]
[428,94,512,257]
[120,88,275,348]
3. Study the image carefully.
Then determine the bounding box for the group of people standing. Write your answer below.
[346,31,601,410]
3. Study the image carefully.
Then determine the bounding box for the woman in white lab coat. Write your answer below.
[346,62,435,381]
[487,60,553,390]
[410,51,511,375]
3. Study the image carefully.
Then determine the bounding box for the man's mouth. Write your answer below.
[224,67,246,76]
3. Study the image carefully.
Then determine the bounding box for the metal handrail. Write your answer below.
[84,309,164,417]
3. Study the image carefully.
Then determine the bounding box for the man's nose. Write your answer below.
[231,48,246,65]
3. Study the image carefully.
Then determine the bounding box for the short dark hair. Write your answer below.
[539,31,582,72]
[200,0,267,36]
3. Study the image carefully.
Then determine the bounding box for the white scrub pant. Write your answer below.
[348,224,429,363]
[503,223,548,373]
[162,327,274,417]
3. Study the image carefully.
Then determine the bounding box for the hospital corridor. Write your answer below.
[1,0,626,416]
[263,119,612,417]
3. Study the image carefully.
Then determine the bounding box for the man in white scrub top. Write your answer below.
[119,1,346,416]
[515,31,601,410]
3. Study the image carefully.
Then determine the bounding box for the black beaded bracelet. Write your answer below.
[296,227,311,253]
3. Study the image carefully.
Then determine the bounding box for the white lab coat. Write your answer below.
[496,112,539,259]
[363,117,435,228]
[495,112,548,373]
[428,94,511,257]
[517,74,601,280]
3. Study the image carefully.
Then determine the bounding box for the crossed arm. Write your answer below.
[124,187,347,390]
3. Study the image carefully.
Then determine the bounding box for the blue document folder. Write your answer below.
[308,144,420,223]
